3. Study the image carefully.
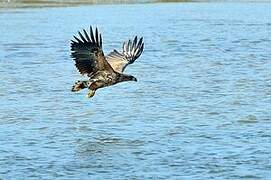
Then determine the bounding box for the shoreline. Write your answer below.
[0,0,270,9]
[0,0,196,9]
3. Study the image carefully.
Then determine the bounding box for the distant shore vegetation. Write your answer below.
[0,0,197,8]
[1,0,268,8]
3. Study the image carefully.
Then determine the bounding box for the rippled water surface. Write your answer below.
[1,2,271,179]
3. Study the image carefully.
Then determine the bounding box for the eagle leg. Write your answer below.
[85,80,100,98]
[86,90,95,98]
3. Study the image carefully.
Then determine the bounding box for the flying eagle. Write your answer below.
[71,26,144,98]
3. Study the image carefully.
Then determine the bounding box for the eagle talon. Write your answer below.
[86,90,95,98]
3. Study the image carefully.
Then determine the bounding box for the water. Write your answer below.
[1,2,271,179]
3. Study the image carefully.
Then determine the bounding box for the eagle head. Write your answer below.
[118,74,137,82]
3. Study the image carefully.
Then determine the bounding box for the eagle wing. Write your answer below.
[106,36,144,73]
[71,26,114,76]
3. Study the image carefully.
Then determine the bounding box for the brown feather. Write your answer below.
[71,26,114,76]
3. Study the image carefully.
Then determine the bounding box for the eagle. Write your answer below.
[70,26,144,98]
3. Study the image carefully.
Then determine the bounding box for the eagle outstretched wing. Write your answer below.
[107,36,144,73]
[71,26,114,76]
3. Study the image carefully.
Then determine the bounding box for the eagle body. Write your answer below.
[89,71,136,90]
[70,26,143,98]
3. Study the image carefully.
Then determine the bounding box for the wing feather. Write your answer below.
[107,36,144,73]
[99,33,102,48]
[71,26,114,76]
[90,26,95,43]
[78,31,87,43]
[95,28,99,44]
[83,29,91,42]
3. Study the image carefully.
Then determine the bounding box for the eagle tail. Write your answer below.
[71,80,88,92]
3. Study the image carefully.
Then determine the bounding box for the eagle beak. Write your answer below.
[133,77,137,82]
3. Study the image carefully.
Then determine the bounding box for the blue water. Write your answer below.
[1,2,271,179]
